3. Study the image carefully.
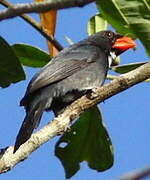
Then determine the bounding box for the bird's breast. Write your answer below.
[55,60,108,96]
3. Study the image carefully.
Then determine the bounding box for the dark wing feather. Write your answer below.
[24,44,100,96]
[27,59,90,94]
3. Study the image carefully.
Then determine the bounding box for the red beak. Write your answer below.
[112,36,136,52]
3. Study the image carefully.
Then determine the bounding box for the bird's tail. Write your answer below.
[14,100,47,153]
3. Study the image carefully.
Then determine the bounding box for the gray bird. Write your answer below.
[14,30,135,152]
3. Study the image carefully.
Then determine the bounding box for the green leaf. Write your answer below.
[112,62,147,74]
[0,36,25,88]
[87,13,108,35]
[12,44,50,67]
[55,106,113,179]
[96,0,150,55]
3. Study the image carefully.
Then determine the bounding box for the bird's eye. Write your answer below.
[105,31,114,39]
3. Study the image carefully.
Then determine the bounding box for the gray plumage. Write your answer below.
[14,31,120,152]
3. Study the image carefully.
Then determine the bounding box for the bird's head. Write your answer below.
[91,30,136,55]
[89,30,136,66]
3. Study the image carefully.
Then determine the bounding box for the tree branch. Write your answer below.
[118,167,150,180]
[0,62,150,173]
[0,0,63,51]
[0,0,95,21]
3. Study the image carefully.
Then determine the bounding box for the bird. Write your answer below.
[14,30,136,153]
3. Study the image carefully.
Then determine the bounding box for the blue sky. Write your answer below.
[0,1,150,180]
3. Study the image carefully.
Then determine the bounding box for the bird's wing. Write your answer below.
[24,44,101,96]
[27,58,91,94]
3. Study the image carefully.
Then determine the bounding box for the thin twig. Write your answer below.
[118,167,150,180]
[0,0,63,51]
[0,62,150,173]
[0,0,95,21]
[107,74,119,80]
[107,73,150,82]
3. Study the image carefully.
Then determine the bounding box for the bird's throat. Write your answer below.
[108,51,116,67]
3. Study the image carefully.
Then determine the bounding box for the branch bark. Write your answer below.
[0,0,63,51]
[0,0,95,21]
[118,167,150,180]
[0,61,150,173]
